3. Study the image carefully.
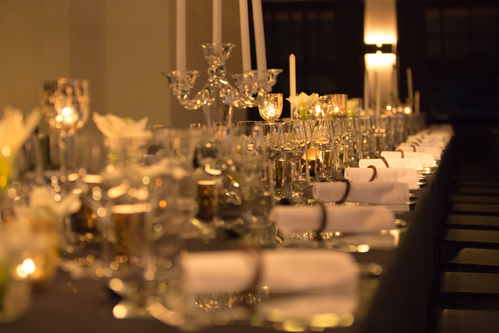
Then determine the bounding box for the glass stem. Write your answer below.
[59,135,68,195]
[268,162,275,207]
[290,161,296,189]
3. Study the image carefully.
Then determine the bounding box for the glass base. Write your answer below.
[180,219,216,240]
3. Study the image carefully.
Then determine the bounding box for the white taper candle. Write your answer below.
[414,91,420,115]
[213,0,222,44]
[364,70,369,113]
[239,0,251,72]
[375,71,381,116]
[289,54,296,97]
[251,0,267,79]
[407,68,413,105]
[392,64,398,105]
[176,0,186,72]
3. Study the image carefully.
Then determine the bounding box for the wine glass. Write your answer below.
[41,78,89,188]
[311,120,335,181]
[261,122,284,206]
[282,121,308,203]
[62,132,106,276]
[331,118,343,174]
[341,118,360,168]
[372,115,388,156]
[168,129,215,240]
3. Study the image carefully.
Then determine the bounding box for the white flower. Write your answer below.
[0,106,41,159]
[93,112,152,139]
[127,158,189,181]
[0,107,41,188]
[27,187,81,219]
[287,92,319,120]
[14,187,82,248]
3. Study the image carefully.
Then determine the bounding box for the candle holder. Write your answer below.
[163,43,282,127]
[321,94,347,118]
[258,93,283,121]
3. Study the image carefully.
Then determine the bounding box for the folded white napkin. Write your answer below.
[380,151,435,167]
[408,139,446,149]
[336,233,397,248]
[359,158,423,170]
[269,205,396,236]
[181,249,358,295]
[397,145,442,160]
[258,293,358,320]
[313,181,410,204]
[344,167,420,190]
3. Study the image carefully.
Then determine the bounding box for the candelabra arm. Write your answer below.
[163,70,216,110]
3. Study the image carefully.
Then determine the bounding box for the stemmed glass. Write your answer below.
[311,120,335,181]
[372,115,387,156]
[235,124,266,224]
[62,132,107,276]
[331,118,343,174]
[168,129,215,239]
[41,78,89,189]
[261,122,284,206]
[282,121,308,203]
[342,118,360,168]
[356,116,376,159]
[386,114,396,151]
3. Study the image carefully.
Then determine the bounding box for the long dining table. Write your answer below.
[0,136,456,333]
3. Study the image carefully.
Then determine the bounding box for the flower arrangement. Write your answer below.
[93,112,152,139]
[0,107,41,190]
[287,92,319,120]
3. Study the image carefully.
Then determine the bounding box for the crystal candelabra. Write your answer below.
[163,43,282,127]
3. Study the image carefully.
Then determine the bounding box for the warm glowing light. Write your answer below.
[62,107,72,116]
[365,52,396,68]
[108,180,130,199]
[67,173,79,182]
[83,174,102,184]
[159,200,167,208]
[357,244,370,253]
[364,0,397,46]
[389,229,400,246]
[198,180,217,186]
[111,203,144,214]
[365,52,397,107]
[20,258,36,277]
[259,93,283,121]
[109,278,124,291]
[314,104,323,117]
[1,146,11,157]
[113,304,127,319]
[404,107,411,114]
[311,313,339,328]
[97,207,107,217]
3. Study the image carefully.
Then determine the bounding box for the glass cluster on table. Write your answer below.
[0,77,431,329]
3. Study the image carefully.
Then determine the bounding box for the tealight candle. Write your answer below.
[258,93,283,121]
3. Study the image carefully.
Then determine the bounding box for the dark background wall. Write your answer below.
[249,0,499,124]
